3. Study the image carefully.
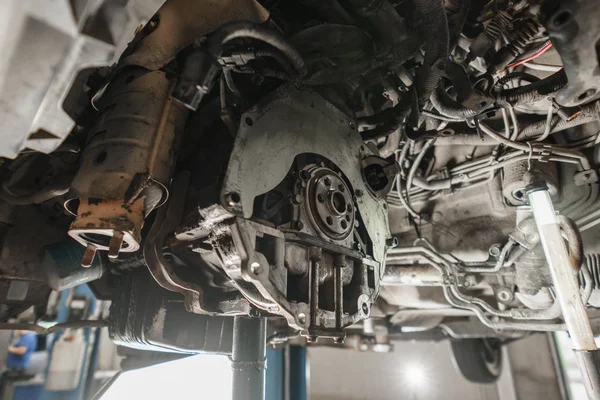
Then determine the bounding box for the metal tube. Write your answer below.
[310,260,319,330]
[382,265,446,285]
[334,256,344,330]
[232,316,267,400]
[528,189,597,351]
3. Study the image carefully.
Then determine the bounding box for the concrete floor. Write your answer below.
[308,334,564,400]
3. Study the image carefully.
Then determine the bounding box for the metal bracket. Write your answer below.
[574,169,600,186]
[543,0,600,107]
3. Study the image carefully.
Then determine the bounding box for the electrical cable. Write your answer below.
[497,42,553,75]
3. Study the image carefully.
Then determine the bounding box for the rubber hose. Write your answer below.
[496,69,567,105]
[445,0,471,48]
[519,100,600,139]
[209,21,307,77]
[493,72,540,91]
[413,0,449,105]
[431,84,478,120]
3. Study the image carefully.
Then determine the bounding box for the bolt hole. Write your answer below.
[513,190,524,200]
[94,151,107,165]
[480,101,487,107]
[125,75,135,84]
[331,192,346,214]
[226,192,241,205]
[341,220,347,229]
[361,303,369,314]
[317,193,325,203]
[338,184,345,192]
[578,89,596,101]
[553,10,572,27]
[346,204,353,212]
[345,214,351,222]
[326,216,333,225]
[245,117,254,126]
[324,177,331,186]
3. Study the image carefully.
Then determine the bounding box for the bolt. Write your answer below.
[324,177,332,186]
[292,194,303,204]
[250,261,261,275]
[297,313,307,325]
[293,220,304,231]
[224,192,241,207]
[354,242,362,251]
[386,237,398,249]
[249,308,261,318]
[108,231,124,260]
[299,170,311,181]
[361,303,369,314]
[497,289,512,302]
[334,337,345,344]
[355,190,364,197]
[81,244,97,268]
[498,292,509,302]
[489,244,501,258]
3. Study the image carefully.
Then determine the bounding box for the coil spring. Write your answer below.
[484,10,513,42]
[579,253,600,290]
[507,19,542,57]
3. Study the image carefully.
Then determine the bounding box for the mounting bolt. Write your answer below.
[293,220,304,231]
[489,244,501,258]
[355,190,364,197]
[386,237,398,249]
[299,170,311,181]
[224,192,241,207]
[297,313,307,325]
[292,194,303,204]
[496,288,513,303]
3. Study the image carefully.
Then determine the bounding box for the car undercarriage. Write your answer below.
[2,0,600,397]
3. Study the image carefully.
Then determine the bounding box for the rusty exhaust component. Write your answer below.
[67,69,186,266]
[66,0,269,267]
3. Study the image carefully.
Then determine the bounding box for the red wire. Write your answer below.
[501,42,553,73]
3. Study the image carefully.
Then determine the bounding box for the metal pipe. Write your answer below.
[527,188,597,351]
[382,264,446,285]
[232,316,267,400]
